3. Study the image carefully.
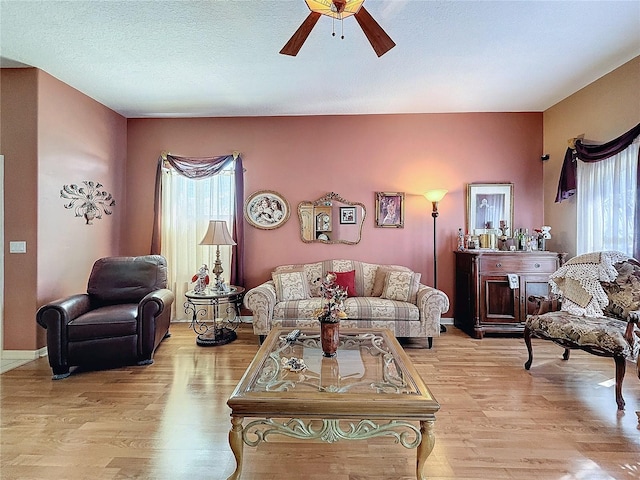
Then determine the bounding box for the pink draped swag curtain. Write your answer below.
[555,122,640,259]
[151,153,245,287]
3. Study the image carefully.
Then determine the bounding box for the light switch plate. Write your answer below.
[9,241,26,253]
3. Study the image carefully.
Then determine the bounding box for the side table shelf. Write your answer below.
[184,287,245,346]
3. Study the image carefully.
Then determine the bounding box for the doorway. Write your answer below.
[0,154,4,369]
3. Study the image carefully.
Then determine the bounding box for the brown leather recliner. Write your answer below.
[36,255,175,379]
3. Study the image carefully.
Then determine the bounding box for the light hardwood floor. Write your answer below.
[1,323,639,480]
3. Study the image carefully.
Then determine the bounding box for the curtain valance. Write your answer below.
[556,122,640,202]
[164,153,235,179]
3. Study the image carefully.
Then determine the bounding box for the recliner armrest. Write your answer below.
[36,293,92,330]
[36,293,92,377]
[138,288,175,318]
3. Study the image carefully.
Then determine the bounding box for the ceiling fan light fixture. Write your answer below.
[281,0,394,57]
[305,0,365,19]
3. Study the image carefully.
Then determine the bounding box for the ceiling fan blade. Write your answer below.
[280,11,322,56]
[354,6,395,57]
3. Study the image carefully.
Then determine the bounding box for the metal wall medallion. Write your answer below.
[60,181,116,225]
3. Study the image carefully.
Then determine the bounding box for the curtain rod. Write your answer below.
[160,151,241,160]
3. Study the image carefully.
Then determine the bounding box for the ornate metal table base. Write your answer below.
[226,416,435,480]
[184,287,244,347]
[196,327,237,347]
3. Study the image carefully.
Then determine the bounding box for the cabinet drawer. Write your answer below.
[478,256,557,274]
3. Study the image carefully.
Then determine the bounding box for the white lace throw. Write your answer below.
[549,251,629,317]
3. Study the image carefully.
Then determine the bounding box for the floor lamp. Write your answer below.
[424,190,448,333]
[199,220,237,292]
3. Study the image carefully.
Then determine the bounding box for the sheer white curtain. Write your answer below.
[576,137,639,256]
[161,165,235,319]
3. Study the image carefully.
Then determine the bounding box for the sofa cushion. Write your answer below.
[371,265,413,297]
[274,262,323,297]
[88,255,168,306]
[271,269,311,302]
[330,270,356,297]
[272,296,420,322]
[68,304,138,341]
[381,271,421,303]
[601,260,640,320]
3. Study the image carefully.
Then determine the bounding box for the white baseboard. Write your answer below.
[2,346,47,360]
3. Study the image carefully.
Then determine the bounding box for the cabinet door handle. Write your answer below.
[534,263,541,268]
[496,262,502,268]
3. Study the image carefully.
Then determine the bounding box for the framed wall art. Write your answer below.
[339,206,357,224]
[244,190,290,230]
[466,183,514,234]
[375,192,404,228]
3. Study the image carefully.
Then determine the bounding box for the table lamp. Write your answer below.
[199,220,236,290]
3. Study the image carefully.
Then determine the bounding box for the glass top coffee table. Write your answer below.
[226,328,440,480]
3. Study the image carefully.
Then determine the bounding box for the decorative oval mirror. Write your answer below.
[298,192,366,245]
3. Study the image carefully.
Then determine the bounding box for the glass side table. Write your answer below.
[184,286,245,346]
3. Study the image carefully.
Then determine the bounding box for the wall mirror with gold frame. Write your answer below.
[298,192,366,244]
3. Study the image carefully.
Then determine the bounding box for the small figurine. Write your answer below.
[192,264,210,294]
[535,226,552,251]
[215,277,230,293]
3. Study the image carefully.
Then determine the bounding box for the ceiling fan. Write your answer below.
[280,0,396,57]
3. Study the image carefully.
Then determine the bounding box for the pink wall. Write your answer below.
[37,71,127,305]
[126,113,544,311]
[0,69,39,350]
[0,68,127,350]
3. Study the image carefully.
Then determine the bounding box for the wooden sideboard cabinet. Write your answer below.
[454,250,565,339]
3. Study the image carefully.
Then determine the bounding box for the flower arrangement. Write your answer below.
[313,273,348,324]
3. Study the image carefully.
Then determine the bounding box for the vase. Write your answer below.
[320,321,340,357]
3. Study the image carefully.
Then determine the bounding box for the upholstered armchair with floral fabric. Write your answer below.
[524,251,640,411]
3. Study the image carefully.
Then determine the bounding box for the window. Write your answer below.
[576,137,639,256]
[161,163,235,319]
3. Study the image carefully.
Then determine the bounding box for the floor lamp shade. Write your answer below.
[199,220,236,288]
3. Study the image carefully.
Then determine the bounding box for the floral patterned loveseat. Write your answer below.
[244,259,450,348]
[524,251,640,411]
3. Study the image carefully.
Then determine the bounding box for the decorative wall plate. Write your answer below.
[244,190,290,230]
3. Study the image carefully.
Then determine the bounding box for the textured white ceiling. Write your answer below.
[1,0,638,118]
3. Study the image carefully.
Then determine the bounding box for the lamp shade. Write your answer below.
[199,220,236,246]
[424,189,448,203]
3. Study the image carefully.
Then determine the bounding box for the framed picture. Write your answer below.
[375,192,404,228]
[466,183,514,234]
[244,190,290,230]
[339,206,357,224]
